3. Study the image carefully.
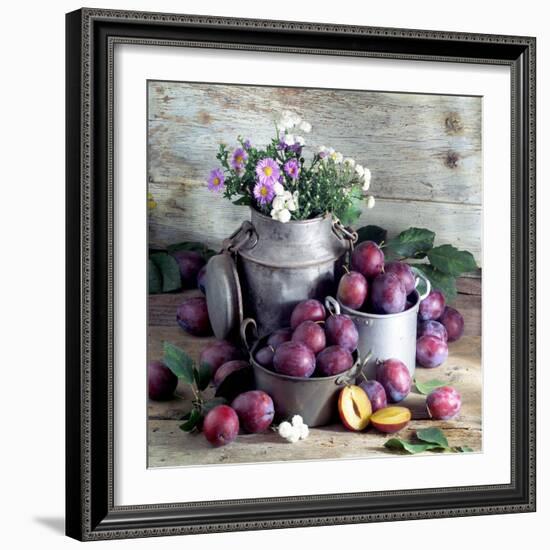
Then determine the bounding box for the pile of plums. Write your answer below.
[253,299,359,378]
[337,240,417,315]
[201,339,275,446]
[416,290,464,368]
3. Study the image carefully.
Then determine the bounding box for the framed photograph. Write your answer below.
[66,8,536,541]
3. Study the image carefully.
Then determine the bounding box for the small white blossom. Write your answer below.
[272,195,286,211]
[273,181,285,196]
[277,416,310,443]
[294,135,305,146]
[299,120,312,133]
[366,195,376,209]
[291,415,303,428]
[277,208,291,223]
[355,164,365,177]
[287,430,301,443]
[343,158,356,169]
[362,167,372,191]
[283,133,296,146]
[278,421,293,438]
[330,151,343,164]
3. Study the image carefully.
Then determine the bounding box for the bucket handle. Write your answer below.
[240,317,259,353]
[412,267,432,301]
[335,355,364,386]
[325,295,341,316]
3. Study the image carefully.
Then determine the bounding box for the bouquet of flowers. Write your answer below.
[207,110,374,224]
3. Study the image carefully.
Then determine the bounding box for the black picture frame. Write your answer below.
[66,8,536,541]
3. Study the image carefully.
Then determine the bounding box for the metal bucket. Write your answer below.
[325,268,431,380]
[228,209,353,336]
[241,318,361,427]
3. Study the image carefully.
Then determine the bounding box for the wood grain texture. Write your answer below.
[147,81,482,264]
[148,336,481,467]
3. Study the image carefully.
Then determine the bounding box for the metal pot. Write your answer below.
[207,208,355,339]
[241,318,361,427]
[325,268,431,380]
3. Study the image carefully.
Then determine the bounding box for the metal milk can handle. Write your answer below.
[223,221,258,255]
[331,218,358,251]
[412,267,432,301]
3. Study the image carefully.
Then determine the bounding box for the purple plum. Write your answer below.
[202,405,239,447]
[290,300,326,330]
[416,335,449,368]
[292,320,326,354]
[371,272,406,314]
[376,359,412,403]
[418,289,446,321]
[337,270,368,310]
[171,250,206,289]
[148,360,178,400]
[176,296,212,336]
[417,320,448,342]
[438,306,465,342]
[351,241,385,279]
[316,345,353,377]
[426,386,462,420]
[231,390,274,433]
[384,261,416,295]
[358,379,388,412]
[199,340,242,375]
[273,341,316,378]
[213,360,249,387]
[325,314,359,352]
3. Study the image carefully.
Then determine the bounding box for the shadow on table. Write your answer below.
[34,516,65,535]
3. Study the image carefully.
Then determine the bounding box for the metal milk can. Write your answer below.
[206,208,355,338]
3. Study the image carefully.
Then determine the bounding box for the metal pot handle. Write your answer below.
[325,295,341,316]
[335,355,363,386]
[240,317,258,353]
[413,267,432,301]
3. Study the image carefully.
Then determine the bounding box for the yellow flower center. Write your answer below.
[236,155,243,163]
[263,166,273,176]
[213,177,220,185]
[260,186,268,196]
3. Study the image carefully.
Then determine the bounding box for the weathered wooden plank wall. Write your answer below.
[147,81,482,265]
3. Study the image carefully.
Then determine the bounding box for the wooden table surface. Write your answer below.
[147,284,481,468]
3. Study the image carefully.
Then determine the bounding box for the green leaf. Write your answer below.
[427,244,477,277]
[149,252,181,292]
[179,408,201,432]
[338,198,362,226]
[416,427,449,448]
[233,195,252,206]
[384,438,442,454]
[201,397,228,416]
[193,363,212,392]
[356,225,387,245]
[148,258,162,294]
[414,378,448,395]
[163,342,195,384]
[414,264,458,303]
[383,227,435,259]
[455,446,474,453]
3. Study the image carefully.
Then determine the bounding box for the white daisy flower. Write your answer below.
[366,195,376,209]
[278,421,293,438]
[277,208,291,223]
[299,120,312,133]
[273,181,285,196]
[343,158,356,169]
[355,164,365,177]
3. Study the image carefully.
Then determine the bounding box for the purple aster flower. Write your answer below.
[255,158,280,186]
[230,147,248,170]
[207,168,225,192]
[288,143,303,155]
[284,158,300,180]
[243,139,251,150]
[253,181,276,205]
